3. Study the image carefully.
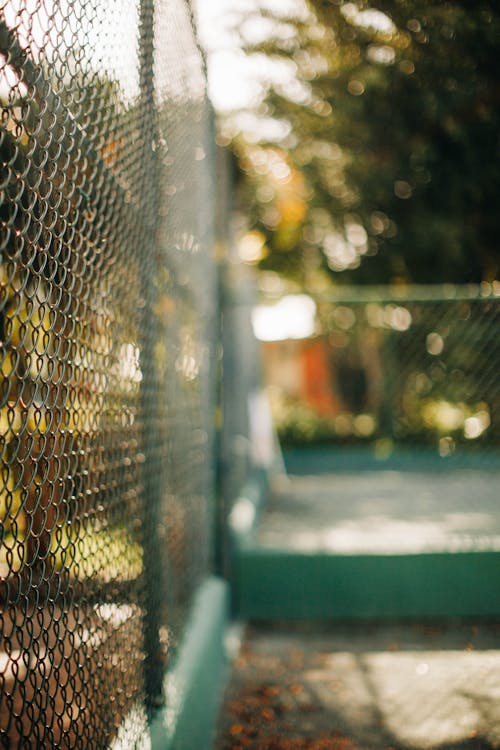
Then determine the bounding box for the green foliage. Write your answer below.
[231,0,500,285]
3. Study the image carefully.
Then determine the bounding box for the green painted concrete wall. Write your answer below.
[236,549,500,619]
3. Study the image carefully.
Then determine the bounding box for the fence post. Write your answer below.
[137,0,167,711]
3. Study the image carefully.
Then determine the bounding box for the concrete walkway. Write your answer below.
[255,470,500,555]
[215,620,500,750]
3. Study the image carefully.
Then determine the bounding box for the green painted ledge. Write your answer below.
[149,576,229,750]
[282,446,500,475]
[236,548,500,620]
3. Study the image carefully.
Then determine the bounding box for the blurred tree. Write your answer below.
[231,0,500,285]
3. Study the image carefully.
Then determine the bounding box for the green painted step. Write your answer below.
[231,459,500,620]
[235,547,500,619]
[149,577,230,750]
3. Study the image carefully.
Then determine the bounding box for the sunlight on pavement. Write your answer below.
[215,623,500,750]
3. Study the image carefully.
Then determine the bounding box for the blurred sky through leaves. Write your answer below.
[196,0,500,288]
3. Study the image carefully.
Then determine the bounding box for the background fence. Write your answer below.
[258,286,500,466]
[1,0,220,746]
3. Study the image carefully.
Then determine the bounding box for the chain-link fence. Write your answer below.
[258,286,500,465]
[1,0,219,746]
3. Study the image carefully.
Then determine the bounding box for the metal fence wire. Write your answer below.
[260,287,500,462]
[0,0,218,746]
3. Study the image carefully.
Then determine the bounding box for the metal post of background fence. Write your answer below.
[138,0,166,711]
[380,328,398,444]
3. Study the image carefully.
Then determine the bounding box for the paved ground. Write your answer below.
[216,466,500,747]
[255,471,500,554]
[215,620,500,750]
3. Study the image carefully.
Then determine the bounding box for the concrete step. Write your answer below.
[233,467,500,620]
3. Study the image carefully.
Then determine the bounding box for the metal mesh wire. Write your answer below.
[1,0,217,746]
[260,287,500,463]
